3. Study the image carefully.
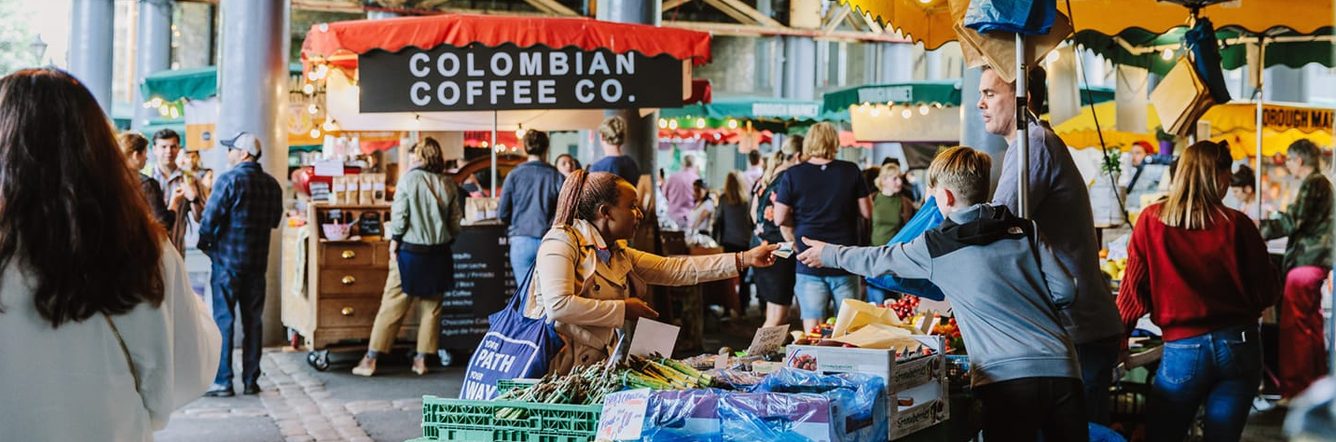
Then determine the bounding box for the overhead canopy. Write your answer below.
[1053,101,1334,157]
[843,0,1331,49]
[301,14,712,70]
[141,64,304,102]
[659,97,823,122]
[1075,26,1334,75]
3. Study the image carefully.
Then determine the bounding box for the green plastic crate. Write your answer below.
[419,395,602,442]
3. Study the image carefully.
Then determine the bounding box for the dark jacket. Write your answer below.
[1262,173,1334,270]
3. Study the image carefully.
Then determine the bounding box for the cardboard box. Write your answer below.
[889,380,948,439]
[785,335,946,394]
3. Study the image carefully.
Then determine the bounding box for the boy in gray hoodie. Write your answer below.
[798,147,1086,441]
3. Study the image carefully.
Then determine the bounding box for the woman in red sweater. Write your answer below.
[1118,140,1281,442]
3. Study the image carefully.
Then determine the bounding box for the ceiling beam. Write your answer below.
[701,0,758,25]
[523,0,579,16]
[823,4,852,33]
[664,0,691,11]
[665,20,911,43]
[710,0,785,28]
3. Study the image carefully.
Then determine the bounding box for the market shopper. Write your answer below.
[979,65,1124,423]
[169,149,210,254]
[799,146,1086,441]
[687,179,715,235]
[1261,139,1334,399]
[774,122,873,331]
[120,132,174,229]
[1116,141,1280,441]
[555,153,582,178]
[197,132,284,397]
[753,139,803,328]
[588,116,641,186]
[665,153,702,227]
[354,137,464,377]
[1228,165,1263,221]
[498,130,565,285]
[151,128,185,206]
[714,172,755,315]
[867,164,917,305]
[524,170,778,374]
[0,68,220,440]
[742,149,763,191]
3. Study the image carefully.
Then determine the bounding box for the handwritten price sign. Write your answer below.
[596,388,651,441]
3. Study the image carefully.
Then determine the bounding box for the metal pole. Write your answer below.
[491,111,498,198]
[68,0,115,115]
[217,0,291,346]
[133,0,174,130]
[599,0,663,187]
[1016,34,1030,218]
[1255,40,1266,219]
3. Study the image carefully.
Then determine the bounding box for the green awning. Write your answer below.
[823,80,964,114]
[821,80,1111,123]
[141,63,305,103]
[138,120,186,139]
[1074,26,1334,76]
[660,96,824,122]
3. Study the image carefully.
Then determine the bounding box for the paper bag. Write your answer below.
[831,299,903,338]
[830,323,919,350]
[954,12,1073,83]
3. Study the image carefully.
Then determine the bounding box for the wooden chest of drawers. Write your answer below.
[282,203,422,363]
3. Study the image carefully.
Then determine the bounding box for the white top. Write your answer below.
[0,242,221,442]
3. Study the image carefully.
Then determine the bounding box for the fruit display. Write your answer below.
[929,316,966,355]
[885,295,922,320]
[1102,258,1128,281]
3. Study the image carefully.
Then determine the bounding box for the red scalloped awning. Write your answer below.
[302,14,712,71]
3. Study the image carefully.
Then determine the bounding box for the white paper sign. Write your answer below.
[596,388,651,441]
[628,317,680,357]
[746,325,790,356]
[314,159,344,177]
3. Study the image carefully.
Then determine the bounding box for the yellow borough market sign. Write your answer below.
[1262,107,1334,133]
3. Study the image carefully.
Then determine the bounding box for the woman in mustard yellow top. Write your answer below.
[525,170,779,373]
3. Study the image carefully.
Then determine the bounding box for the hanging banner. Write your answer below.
[358,43,683,113]
[184,98,219,151]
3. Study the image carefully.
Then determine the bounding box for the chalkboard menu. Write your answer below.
[440,223,515,350]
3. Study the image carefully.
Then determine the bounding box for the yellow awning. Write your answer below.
[843,0,1330,49]
[1053,101,1335,157]
[1067,0,1331,36]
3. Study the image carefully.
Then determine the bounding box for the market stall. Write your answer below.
[291,13,711,370]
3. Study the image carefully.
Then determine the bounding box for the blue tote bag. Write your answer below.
[865,196,948,301]
[459,268,563,400]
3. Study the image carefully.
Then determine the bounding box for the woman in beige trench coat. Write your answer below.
[524,170,779,374]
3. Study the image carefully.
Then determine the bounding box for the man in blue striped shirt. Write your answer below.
[198,132,284,397]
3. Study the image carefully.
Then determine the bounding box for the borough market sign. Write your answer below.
[359,43,684,113]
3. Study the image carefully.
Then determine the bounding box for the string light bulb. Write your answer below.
[309,128,321,139]
[727,119,739,129]
[658,118,668,129]
[668,119,678,130]
[695,118,706,129]
[919,105,930,115]
[302,83,315,95]
[901,109,912,119]
[1161,48,1174,60]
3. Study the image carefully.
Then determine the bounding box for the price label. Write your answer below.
[596,388,650,440]
[746,325,791,356]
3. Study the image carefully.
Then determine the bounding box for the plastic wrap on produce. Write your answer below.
[639,390,722,441]
[753,369,888,442]
[719,392,834,442]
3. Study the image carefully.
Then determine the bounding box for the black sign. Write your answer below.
[439,223,513,349]
[359,43,684,113]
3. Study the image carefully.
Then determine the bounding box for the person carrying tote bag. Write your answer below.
[354,137,463,377]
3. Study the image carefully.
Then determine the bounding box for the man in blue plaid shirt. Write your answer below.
[198,132,284,397]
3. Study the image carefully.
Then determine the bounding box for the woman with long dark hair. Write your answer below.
[0,68,220,440]
[714,172,755,316]
[355,137,464,377]
[1118,141,1280,441]
[752,139,803,328]
[525,170,778,373]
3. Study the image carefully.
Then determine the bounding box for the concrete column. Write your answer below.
[782,36,816,100]
[925,47,944,81]
[961,67,1008,193]
[881,43,914,83]
[134,0,174,129]
[599,0,660,185]
[68,0,115,114]
[217,0,291,346]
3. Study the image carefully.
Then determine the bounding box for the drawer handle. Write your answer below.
[341,275,356,285]
[341,307,355,316]
[341,250,357,260]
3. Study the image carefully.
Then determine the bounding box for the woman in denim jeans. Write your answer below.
[1117,141,1281,441]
